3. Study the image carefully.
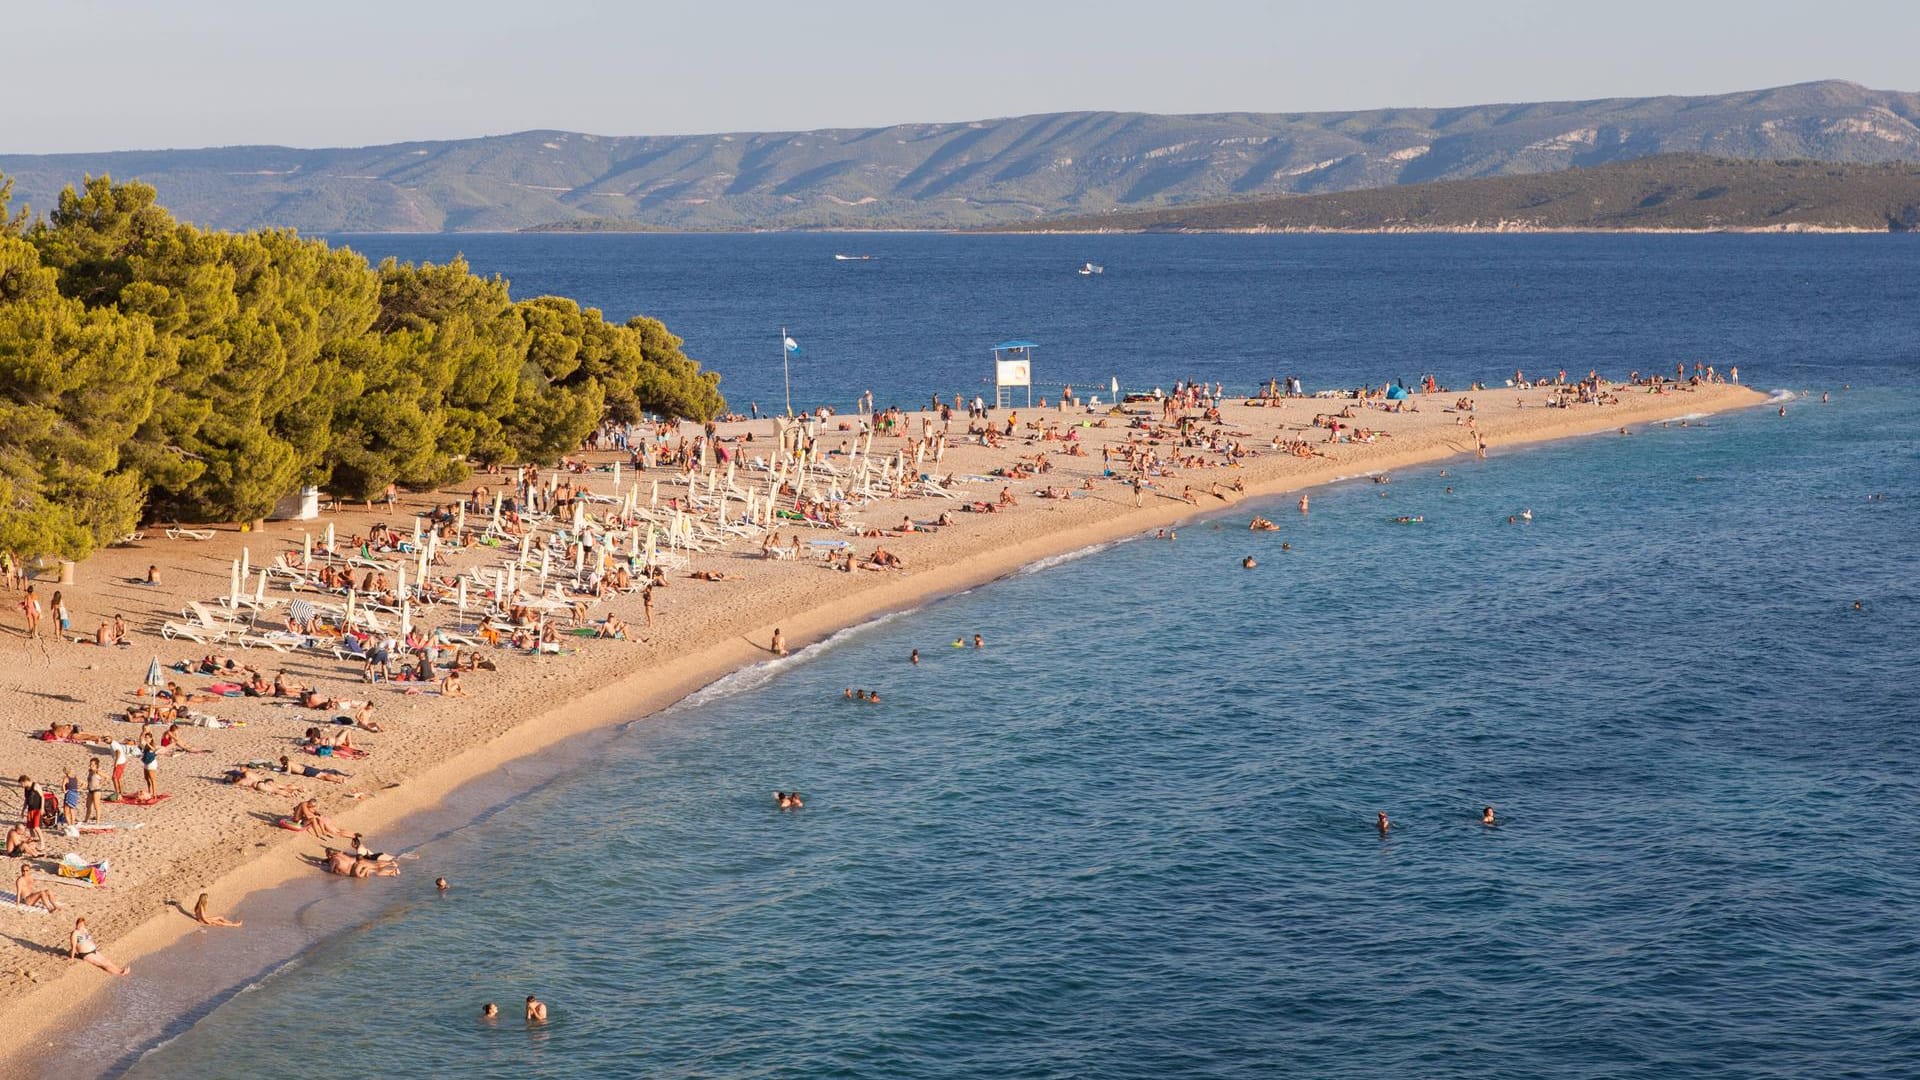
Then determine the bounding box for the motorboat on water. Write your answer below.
[1078,262,1104,275]
[834,254,874,261]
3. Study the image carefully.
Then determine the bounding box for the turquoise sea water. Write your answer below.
[77,236,1920,1078]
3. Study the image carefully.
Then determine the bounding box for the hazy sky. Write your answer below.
[7,0,1916,153]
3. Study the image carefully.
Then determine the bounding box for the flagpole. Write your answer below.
[781,326,793,418]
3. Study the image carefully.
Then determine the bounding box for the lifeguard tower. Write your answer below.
[992,340,1036,410]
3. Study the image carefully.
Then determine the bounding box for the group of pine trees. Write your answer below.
[0,174,724,562]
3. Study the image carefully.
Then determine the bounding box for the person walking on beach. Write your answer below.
[19,584,41,638]
[70,917,129,976]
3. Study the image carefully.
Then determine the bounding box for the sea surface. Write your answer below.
[80,235,1920,1078]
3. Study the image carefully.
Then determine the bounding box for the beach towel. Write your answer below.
[0,893,52,914]
[108,792,170,806]
[274,817,305,832]
[306,745,369,759]
[207,682,245,696]
[74,822,143,834]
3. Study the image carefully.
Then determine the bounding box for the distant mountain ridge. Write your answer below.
[2,80,1917,232]
[989,155,1920,233]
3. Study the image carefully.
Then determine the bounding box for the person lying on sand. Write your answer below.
[42,723,109,745]
[279,756,348,784]
[226,766,298,795]
[348,834,397,863]
[323,850,399,878]
[689,570,745,581]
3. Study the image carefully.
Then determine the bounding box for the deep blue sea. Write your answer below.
[92,235,1920,1079]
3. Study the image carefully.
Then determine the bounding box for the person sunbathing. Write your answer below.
[689,570,743,581]
[439,671,469,697]
[292,799,345,840]
[43,723,109,744]
[348,834,397,863]
[596,615,630,640]
[279,756,347,784]
[4,824,40,858]
[14,861,58,912]
[324,850,399,878]
[159,724,203,754]
[346,702,383,733]
[242,672,272,697]
[192,893,243,928]
[226,766,297,795]
[301,688,339,710]
[303,727,354,754]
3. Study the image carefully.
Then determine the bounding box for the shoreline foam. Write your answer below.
[0,382,1767,1071]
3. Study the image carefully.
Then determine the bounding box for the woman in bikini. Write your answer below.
[71,917,129,976]
[192,893,243,928]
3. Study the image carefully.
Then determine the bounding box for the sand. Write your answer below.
[0,379,1765,1062]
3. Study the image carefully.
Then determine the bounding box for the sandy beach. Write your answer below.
[0,378,1765,1064]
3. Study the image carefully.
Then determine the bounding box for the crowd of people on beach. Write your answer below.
[0,367,1758,1024]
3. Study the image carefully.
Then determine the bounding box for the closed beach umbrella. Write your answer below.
[396,564,407,600]
[345,588,357,625]
[324,522,335,553]
[254,568,268,607]
[650,480,659,509]
[240,546,250,584]
[144,656,165,689]
[302,532,312,567]
[612,461,621,492]
[229,559,242,607]
[540,546,552,581]
[457,577,468,615]
[401,597,412,638]
[455,503,466,535]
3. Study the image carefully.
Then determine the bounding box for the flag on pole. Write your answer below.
[783,336,801,355]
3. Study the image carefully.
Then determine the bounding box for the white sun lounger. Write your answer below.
[165,527,216,541]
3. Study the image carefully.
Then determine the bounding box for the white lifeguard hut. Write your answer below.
[993,340,1036,410]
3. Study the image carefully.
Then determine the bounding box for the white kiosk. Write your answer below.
[993,340,1036,410]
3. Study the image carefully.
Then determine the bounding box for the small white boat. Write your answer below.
[834,254,874,261]
[1078,262,1103,275]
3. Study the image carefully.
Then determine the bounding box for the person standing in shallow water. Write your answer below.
[770,628,787,657]
[525,995,548,1023]
[1376,811,1391,835]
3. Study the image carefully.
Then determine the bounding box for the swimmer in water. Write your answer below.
[1280,542,1291,551]
[525,995,548,1024]
[437,877,450,891]
[910,649,919,665]
[952,638,965,648]
[1853,601,1864,611]
[973,634,983,649]
[1376,811,1391,835]
[1242,556,1257,569]
[1520,509,1532,521]
[482,1002,499,1020]
[1481,806,1496,826]
[1298,495,1309,513]
[775,791,804,809]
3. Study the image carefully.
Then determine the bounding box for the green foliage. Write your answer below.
[1004,156,1920,233]
[0,172,725,559]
